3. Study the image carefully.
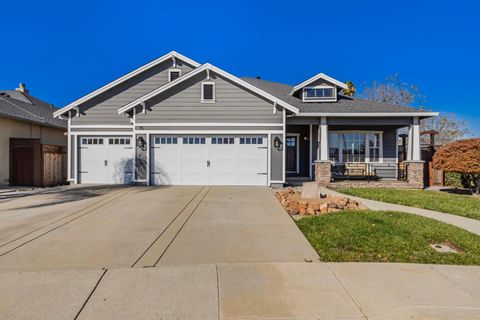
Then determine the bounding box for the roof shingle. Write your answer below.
[0,90,66,129]
[242,77,427,114]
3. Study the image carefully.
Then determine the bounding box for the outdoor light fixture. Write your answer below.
[136,136,147,151]
[274,136,283,151]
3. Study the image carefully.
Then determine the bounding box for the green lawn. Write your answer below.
[338,188,480,221]
[296,210,480,265]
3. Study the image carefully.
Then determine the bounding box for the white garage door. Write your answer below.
[79,136,134,184]
[151,135,268,186]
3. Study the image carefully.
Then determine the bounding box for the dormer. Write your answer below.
[290,73,348,102]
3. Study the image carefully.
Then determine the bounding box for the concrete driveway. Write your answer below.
[0,185,318,272]
[1,186,479,319]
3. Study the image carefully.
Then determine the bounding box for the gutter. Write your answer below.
[294,112,439,117]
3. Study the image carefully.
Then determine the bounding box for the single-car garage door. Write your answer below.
[79,136,133,184]
[151,135,268,185]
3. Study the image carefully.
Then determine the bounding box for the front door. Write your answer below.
[286,135,298,173]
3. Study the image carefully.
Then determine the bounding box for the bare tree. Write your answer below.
[361,73,470,144]
[421,113,471,146]
[361,73,425,106]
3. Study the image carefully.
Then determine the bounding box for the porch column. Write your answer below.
[407,116,421,161]
[319,116,328,160]
[404,116,424,188]
[315,116,332,185]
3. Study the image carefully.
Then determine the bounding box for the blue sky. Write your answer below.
[1,0,479,134]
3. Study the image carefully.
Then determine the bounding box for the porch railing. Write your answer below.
[331,163,407,181]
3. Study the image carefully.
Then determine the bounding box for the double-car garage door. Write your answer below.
[151,135,268,186]
[78,135,268,186]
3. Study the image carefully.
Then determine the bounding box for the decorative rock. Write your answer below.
[275,188,367,216]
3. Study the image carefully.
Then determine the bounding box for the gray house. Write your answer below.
[53,51,437,187]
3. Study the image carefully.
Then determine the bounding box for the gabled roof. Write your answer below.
[53,51,200,118]
[0,90,67,129]
[290,72,348,95]
[243,78,438,117]
[118,63,300,114]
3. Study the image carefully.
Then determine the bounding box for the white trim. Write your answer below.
[320,116,328,161]
[270,180,285,184]
[131,130,283,134]
[267,133,271,186]
[290,72,348,95]
[135,122,283,127]
[282,109,286,182]
[70,125,133,129]
[286,133,300,174]
[72,131,138,135]
[201,81,216,103]
[168,68,182,82]
[297,112,439,117]
[54,51,201,117]
[117,63,299,114]
[309,124,313,179]
[67,115,72,181]
[146,133,151,186]
[73,134,78,184]
[302,86,337,103]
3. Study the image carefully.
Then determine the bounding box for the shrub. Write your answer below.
[434,138,480,194]
[444,172,470,188]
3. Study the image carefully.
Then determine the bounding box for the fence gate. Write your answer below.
[427,161,444,186]
[42,145,67,186]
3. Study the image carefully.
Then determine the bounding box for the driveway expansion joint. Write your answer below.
[74,268,108,320]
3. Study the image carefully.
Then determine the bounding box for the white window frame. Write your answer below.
[328,130,383,163]
[302,85,337,102]
[201,81,216,103]
[168,68,182,82]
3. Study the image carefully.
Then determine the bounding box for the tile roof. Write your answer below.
[242,77,427,114]
[0,90,67,129]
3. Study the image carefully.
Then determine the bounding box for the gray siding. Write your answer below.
[71,127,133,132]
[71,60,195,125]
[328,117,412,126]
[136,72,282,124]
[270,134,284,181]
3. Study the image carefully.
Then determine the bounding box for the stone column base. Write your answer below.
[314,160,332,186]
[404,160,425,189]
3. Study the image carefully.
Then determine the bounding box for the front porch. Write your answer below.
[285,116,424,188]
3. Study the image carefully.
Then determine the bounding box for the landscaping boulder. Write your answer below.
[275,187,368,216]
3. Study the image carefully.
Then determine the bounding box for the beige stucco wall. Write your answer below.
[0,117,67,185]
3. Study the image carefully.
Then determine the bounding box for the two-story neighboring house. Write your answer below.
[53,51,437,187]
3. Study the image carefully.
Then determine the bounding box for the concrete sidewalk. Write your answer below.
[1,262,479,320]
[322,187,480,236]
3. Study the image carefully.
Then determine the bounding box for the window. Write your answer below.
[327,131,382,163]
[81,138,104,145]
[168,69,181,82]
[342,132,366,162]
[201,82,215,102]
[183,137,206,144]
[303,87,335,101]
[212,137,234,144]
[154,137,178,144]
[240,137,263,144]
[328,133,340,162]
[108,138,131,145]
[369,133,381,162]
